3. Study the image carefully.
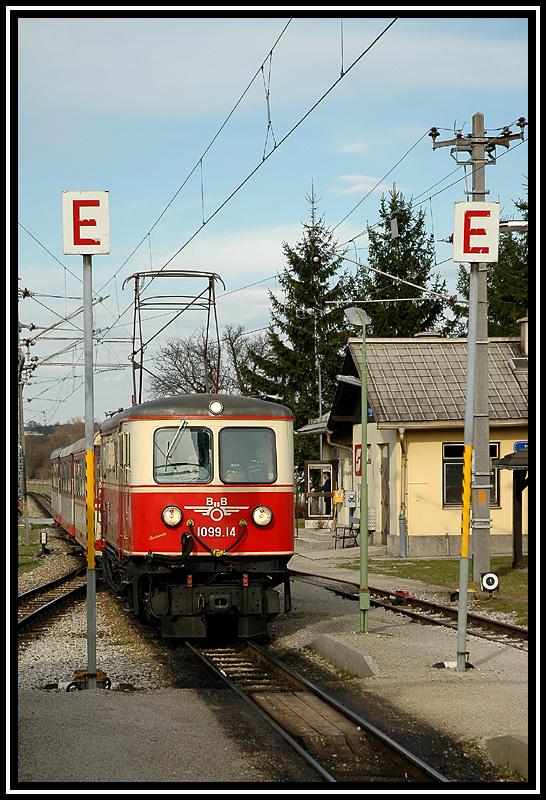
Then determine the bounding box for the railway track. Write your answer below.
[18,567,87,635]
[25,490,54,518]
[290,571,528,649]
[187,639,449,784]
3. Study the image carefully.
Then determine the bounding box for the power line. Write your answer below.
[95,19,399,346]
[95,18,294,298]
[18,223,134,339]
[328,248,460,303]
[343,137,527,248]
[219,275,277,299]
[332,129,430,232]
[157,19,399,273]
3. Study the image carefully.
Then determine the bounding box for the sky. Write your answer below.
[14,9,533,427]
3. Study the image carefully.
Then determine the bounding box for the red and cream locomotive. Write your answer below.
[51,393,295,638]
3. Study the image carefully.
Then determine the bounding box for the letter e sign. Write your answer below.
[62,190,110,254]
[452,201,499,262]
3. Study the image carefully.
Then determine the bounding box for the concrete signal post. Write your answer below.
[344,307,371,633]
[62,190,110,689]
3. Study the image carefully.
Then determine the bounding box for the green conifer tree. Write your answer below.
[241,189,350,471]
[349,187,452,336]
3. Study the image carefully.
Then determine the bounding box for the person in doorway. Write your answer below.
[319,471,332,515]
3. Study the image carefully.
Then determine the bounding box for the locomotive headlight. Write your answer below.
[252,505,273,527]
[209,400,224,415]
[162,505,183,527]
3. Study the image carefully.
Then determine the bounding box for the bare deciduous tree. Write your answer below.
[147,325,271,398]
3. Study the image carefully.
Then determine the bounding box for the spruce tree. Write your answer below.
[349,187,452,336]
[453,194,528,336]
[241,190,350,471]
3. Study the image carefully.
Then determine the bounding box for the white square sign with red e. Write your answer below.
[453,201,500,263]
[62,190,110,255]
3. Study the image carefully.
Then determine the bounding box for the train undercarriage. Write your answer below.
[102,544,292,638]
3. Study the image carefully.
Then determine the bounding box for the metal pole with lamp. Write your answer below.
[344,307,371,633]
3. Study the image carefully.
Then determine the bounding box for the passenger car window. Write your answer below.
[154,425,212,484]
[219,428,276,484]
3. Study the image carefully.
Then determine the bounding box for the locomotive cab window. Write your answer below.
[220,427,277,484]
[154,425,212,484]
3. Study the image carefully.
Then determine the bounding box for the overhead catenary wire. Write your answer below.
[343,136,527,248]
[23,113,523,407]
[20,96,524,413]
[95,18,294,299]
[157,19,399,274]
[21,18,298,405]
[327,247,461,304]
[332,128,430,233]
[95,20,400,374]
[18,222,133,339]
[95,18,399,346]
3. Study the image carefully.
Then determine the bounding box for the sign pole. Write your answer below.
[83,253,97,689]
[63,190,109,690]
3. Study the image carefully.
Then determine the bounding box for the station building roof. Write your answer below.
[336,336,528,429]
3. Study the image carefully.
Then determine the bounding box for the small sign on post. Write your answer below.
[452,201,500,263]
[354,443,362,477]
[62,190,110,255]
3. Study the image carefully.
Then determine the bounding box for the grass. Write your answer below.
[341,555,528,626]
[17,526,42,576]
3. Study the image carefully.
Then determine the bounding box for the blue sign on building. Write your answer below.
[513,441,528,453]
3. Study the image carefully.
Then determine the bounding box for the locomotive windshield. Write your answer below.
[154,425,212,484]
[219,427,277,484]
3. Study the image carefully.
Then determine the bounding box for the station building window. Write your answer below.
[442,442,500,507]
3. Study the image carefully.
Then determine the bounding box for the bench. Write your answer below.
[333,517,359,549]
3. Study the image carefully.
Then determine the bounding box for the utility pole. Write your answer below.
[430,113,526,583]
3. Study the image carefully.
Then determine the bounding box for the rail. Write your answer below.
[187,639,449,784]
[290,570,528,648]
[18,567,87,632]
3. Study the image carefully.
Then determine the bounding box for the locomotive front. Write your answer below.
[100,394,295,638]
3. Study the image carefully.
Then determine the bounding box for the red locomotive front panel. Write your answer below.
[97,395,296,639]
[127,488,294,557]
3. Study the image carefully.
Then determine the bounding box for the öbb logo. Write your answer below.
[184,497,249,522]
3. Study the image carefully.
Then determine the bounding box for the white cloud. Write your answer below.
[17,17,528,120]
[337,142,370,155]
[329,174,397,196]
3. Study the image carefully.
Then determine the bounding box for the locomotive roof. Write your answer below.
[100,393,293,433]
